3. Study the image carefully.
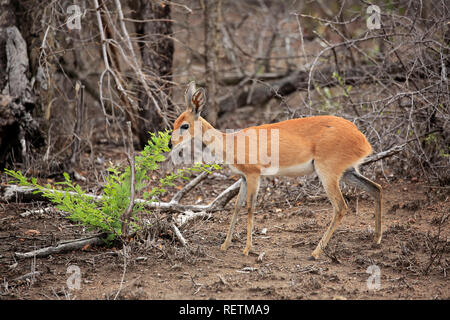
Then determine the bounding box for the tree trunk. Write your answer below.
[132,0,174,148]
[203,0,221,126]
[0,0,17,91]
[0,1,43,169]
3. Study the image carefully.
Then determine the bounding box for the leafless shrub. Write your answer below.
[423,212,449,275]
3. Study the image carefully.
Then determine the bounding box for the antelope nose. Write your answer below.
[168,139,172,149]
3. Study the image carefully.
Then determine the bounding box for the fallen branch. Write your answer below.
[171,171,209,203]
[206,178,241,211]
[14,234,106,259]
[171,223,187,247]
[1,176,241,213]
[174,210,211,227]
[13,271,41,282]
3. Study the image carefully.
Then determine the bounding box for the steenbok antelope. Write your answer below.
[169,81,382,260]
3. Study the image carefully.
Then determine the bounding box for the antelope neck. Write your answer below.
[198,117,228,159]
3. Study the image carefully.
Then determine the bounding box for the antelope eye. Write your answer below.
[180,123,189,130]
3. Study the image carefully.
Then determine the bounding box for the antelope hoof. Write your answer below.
[310,250,321,260]
[243,246,251,256]
[374,234,382,245]
[220,242,230,251]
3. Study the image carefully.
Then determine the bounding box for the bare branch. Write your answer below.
[121,121,135,237]
[14,234,106,259]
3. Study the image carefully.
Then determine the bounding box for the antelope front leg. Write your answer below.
[243,175,259,256]
[221,179,246,251]
[221,202,240,251]
[243,205,254,256]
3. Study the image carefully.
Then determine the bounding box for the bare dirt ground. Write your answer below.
[0,153,448,300]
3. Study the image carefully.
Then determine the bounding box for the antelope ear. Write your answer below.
[185,81,196,111]
[191,88,206,118]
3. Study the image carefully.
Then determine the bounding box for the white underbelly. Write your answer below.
[261,160,315,177]
[228,160,315,177]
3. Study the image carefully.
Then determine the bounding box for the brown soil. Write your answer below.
[0,163,448,300]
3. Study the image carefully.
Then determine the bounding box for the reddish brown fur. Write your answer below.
[226,116,372,175]
[171,82,382,259]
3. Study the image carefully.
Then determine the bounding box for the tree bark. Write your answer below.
[0,0,17,91]
[0,4,44,169]
[203,0,221,126]
[132,0,174,148]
